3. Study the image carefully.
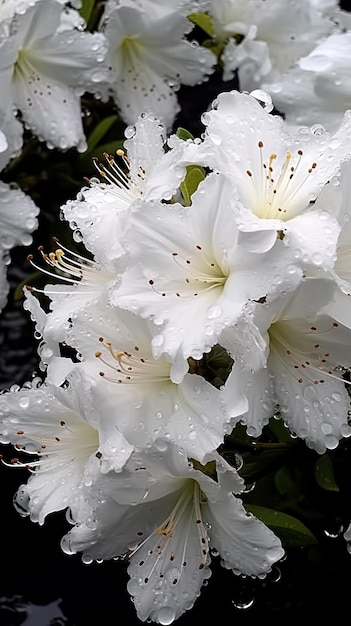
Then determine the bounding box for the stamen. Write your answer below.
[95,337,171,385]
[247,143,319,220]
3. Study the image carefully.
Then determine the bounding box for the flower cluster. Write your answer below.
[1,0,351,624]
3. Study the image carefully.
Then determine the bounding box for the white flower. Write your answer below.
[62,113,187,264]
[99,0,215,130]
[228,278,351,452]
[112,171,301,382]
[0,179,38,312]
[0,370,133,525]
[0,0,110,151]
[184,90,350,270]
[62,442,284,624]
[26,114,189,346]
[205,0,336,90]
[56,299,248,463]
[265,32,351,133]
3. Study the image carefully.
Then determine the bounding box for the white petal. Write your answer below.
[205,495,284,576]
[0,181,38,249]
[13,70,87,150]
[227,365,276,438]
[270,346,351,453]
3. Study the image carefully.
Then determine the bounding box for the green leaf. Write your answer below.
[180,165,205,205]
[188,12,214,37]
[315,454,339,492]
[176,127,194,141]
[78,139,125,174]
[79,0,95,24]
[245,504,317,547]
[274,465,299,498]
[86,115,119,153]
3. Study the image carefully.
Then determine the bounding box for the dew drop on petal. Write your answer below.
[125,125,136,139]
[328,137,341,150]
[165,567,181,585]
[325,434,339,450]
[207,305,222,319]
[250,89,274,112]
[18,396,30,409]
[157,606,176,625]
[154,440,168,452]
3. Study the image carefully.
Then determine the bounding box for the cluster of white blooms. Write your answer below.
[2,0,351,623]
[195,0,351,132]
[2,88,351,621]
[0,0,216,316]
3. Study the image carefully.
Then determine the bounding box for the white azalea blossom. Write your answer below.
[0,370,133,525]
[112,171,301,383]
[55,299,249,463]
[0,176,38,312]
[266,31,351,133]
[226,278,351,453]
[99,0,215,130]
[203,0,337,90]
[0,0,110,151]
[180,90,351,270]
[62,442,284,624]
[62,113,187,264]
[25,114,188,346]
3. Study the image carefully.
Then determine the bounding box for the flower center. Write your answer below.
[95,337,172,384]
[129,480,210,585]
[148,244,228,298]
[6,415,99,471]
[91,149,143,202]
[268,318,348,387]
[246,141,317,221]
[26,239,103,294]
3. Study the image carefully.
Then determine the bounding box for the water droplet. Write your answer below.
[328,137,341,150]
[19,396,30,409]
[331,392,343,402]
[250,89,274,112]
[165,567,181,585]
[157,606,176,625]
[154,440,168,452]
[207,305,222,319]
[232,597,255,610]
[125,125,136,139]
[325,433,339,449]
[310,123,325,136]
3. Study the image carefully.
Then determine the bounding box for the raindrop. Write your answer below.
[310,123,325,136]
[250,89,274,112]
[165,567,181,585]
[232,597,255,610]
[125,125,136,139]
[207,305,222,319]
[19,396,30,409]
[157,606,176,625]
